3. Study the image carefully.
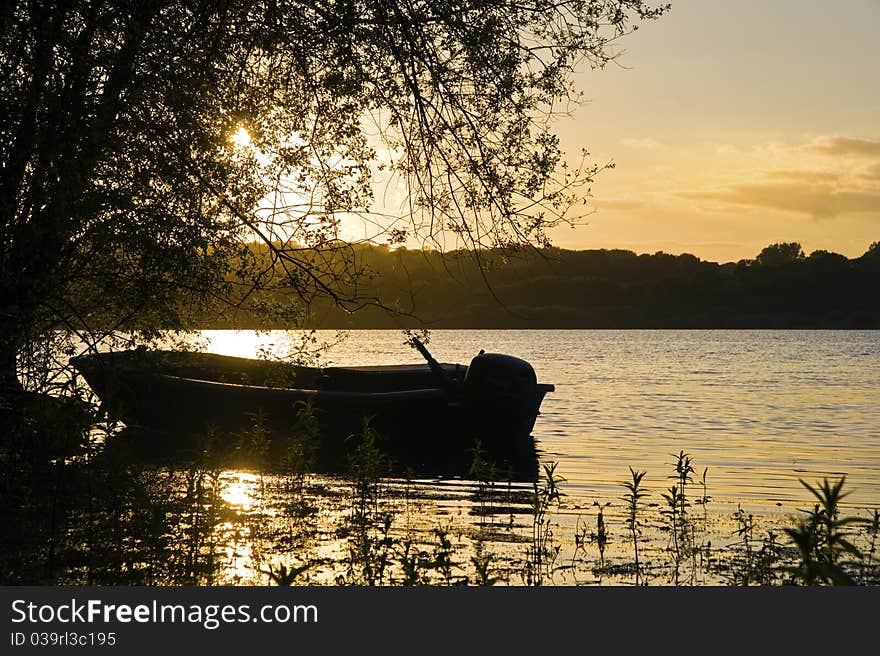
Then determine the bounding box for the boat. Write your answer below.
[70,342,554,481]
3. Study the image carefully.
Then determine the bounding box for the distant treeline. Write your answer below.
[202,241,880,329]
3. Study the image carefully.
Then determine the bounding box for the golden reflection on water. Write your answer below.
[220,471,261,511]
[200,330,276,360]
[221,527,256,585]
[217,472,264,584]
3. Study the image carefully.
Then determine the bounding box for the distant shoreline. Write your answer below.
[174,243,880,331]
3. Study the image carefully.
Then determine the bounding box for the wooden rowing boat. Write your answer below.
[71,345,554,480]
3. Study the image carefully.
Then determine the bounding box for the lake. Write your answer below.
[198,328,880,513]
[53,327,879,585]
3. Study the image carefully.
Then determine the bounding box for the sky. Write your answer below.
[539,0,880,262]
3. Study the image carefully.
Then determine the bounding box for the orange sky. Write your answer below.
[538,0,880,262]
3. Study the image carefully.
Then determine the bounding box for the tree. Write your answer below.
[856,241,880,275]
[0,0,668,396]
[755,242,805,267]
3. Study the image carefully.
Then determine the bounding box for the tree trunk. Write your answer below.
[0,329,22,395]
[0,322,24,446]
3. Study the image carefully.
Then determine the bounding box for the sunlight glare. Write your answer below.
[229,126,252,148]
[221,472,261,511]
[201,329,285,359]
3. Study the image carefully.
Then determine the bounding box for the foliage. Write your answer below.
[340,417,395,585]
[755,242,806,266]
[199,242,880,329]
[0,0,668,394]
[725,506,785,586]
[783,477,867,585]
[470,539,499,586]
[660,451,694,583]
[281,400,321,496]
[260,560,315,586]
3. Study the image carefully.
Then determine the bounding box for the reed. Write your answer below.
[862,510,879,584]
[396,537,427,586]
[468,439,500,528]
[429,525,460,585]
[282,399,320,496]
[341,417,395,585]
[622,467,648,585]
[523,461,564,586]
[593,501,610,571]
[726,506,784,585]
[470,538,499,586]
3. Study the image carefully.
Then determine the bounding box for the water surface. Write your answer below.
[199,328,880,512]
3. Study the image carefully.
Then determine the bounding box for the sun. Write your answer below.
[229,126,252,148]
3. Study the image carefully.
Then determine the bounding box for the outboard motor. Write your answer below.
[462,352,541,479]
[463,352,539,417]
[407,339,542,480]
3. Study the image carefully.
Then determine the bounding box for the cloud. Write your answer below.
[681,182,880,219]
[676,135,880,218]
[765,170,841,183]
[621,137,663,150]
[860,163,880,181]
[806,136,880,158]
[593,199,647,210]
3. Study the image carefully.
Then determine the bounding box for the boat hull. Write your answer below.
[72,350,553,481]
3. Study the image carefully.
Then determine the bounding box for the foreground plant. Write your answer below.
[282,400,321,496]
[592,501,610,571]
[725,506,784,586]
[661,451,705,584]
[784,477,866,585]
[470,539,499,586]
[341,418,394,585]
[261,560,315,586]
[524,462,565,586]
[863,510,879,584]
[622,467,649,585]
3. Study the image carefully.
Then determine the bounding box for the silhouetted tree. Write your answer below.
[808,250,849,268]
[856,241,880,276]
[0,0,668,395]
[285,243,879,329]
[755,242,805,266]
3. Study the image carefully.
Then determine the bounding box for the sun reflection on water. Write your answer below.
[220,471,261,511]
[199,329,323,362]
[199,330,270,359]
[216,472,265,584]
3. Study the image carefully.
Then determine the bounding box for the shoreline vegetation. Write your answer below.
[2,393,878,586]
[139,241,880,330]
